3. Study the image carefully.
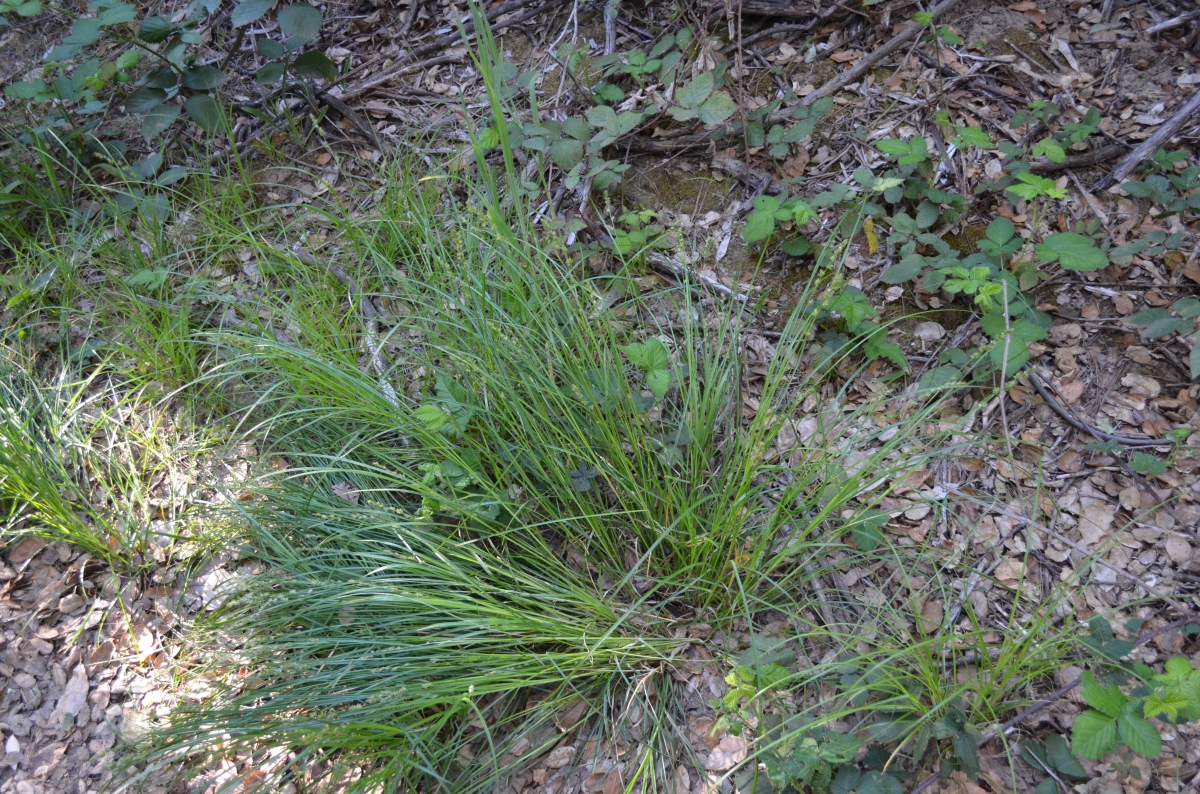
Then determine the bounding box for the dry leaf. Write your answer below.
[1057,450,1083,473]
[546,744,576,768]
[1120,373,1161,399]
[1079,503,1115,546]
[1165,537,1192,565]
[134,624,159,659]
[8,536,46,563]
[704,734,748,770]
[49,664,89,727]
[916,600,943,634]
[830,50,861,63]
[331,481,360,504]
[1059,380,1085,404]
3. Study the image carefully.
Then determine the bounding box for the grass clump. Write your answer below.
[97,155,1080,793]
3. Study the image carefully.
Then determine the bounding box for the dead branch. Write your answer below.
[799,0,965,107]
[1027,143,1128,173]
[1093,89,1200,190]
[1028,370,1173,447]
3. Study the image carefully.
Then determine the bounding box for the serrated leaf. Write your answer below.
[742,210,775,243]
[877,138,910,157]
[987,217,1015,244]
[856,771,904,794]
[184,92,223,134]
[1033,138,1066,162]
[1071,710,1117,761]
[293,50,337,79]
[548,137,583,170]
[1118,712,1161,757]
[231,0,273,27]
[1082,681,1127,718]
[646,370,669,401]
[675,71,713,109]
[1143,317,1192,339]
[696,92,736,126]
[1036,232,1107,271]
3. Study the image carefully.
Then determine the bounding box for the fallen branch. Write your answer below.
[1028,143,1127,173]
[340,0,555,100]
[1093,89,1200,190]
[1145,9,1200,36]
[799,0,964,107]
[316,90,383,149]
[1028,370,1173,447]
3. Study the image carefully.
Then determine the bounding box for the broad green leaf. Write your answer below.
[1173,298,1200,318]
[1117,712,1161,757]
[255,61,286,84]
[548,137,584,169]
[1071,710,1117,761]
[1036,232,1107,271]
[742,210,775,243]
[877,138,910,157]
[231,0,273,27]
[1044,734,1087,778]
[185,92,224,134]
[696,92,736,126]
[675,71,713,109]
[293,50,337,80]
[1033,138,1066,163]
[279,3,321,44]
[257,37,286,59]
[141,104,180,138]
[955,125,993,148]
[15,1,41,16]
[856,771,904,794]
[918,365,961,393]
[1143,317,1192,339]
[586,104,616,130]
[986,217,1015,244]
[1192,340,1200,380]
[125,86,166,113]
[115,49,140,69]
[879,255,925,284]
[645,370,670,401]
[181,65,226,90]
[97,3,136,24]
[137,14,175,41]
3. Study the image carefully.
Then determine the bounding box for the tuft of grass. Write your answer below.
[119,146,1058,792]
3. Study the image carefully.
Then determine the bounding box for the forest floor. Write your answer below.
[2,1,1200,793]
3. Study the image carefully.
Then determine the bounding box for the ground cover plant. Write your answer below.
[1,1,1200,793]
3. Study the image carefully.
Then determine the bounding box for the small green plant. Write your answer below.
[1071,670,1162,760]
[618,337,671,400]
[0,0,39,25]
[667,71,737,126]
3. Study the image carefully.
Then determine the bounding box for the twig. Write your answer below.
[645,253,749,302]
[1028,143,1128,173]
[1146,9,1200,36]
[339,53,466,101]
[912,616,1195,794]
[400,0,421,37]
[1027,370,1174,448]
[316,90,382,150]
[603,0,620,55]
[799,0,964,107]
[1093,89,1200,190]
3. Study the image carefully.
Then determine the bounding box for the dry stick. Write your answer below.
[1093,89,1200,190]
[799,0,965,107]
[340,0,551,100]
[603,0,620,55]
[910,616,1196,794]
[1145,9,1200,36]
[316,90,383,150]
[1027,143,1128,173]
[340,53,465,101]
[1027,370,1174,447]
